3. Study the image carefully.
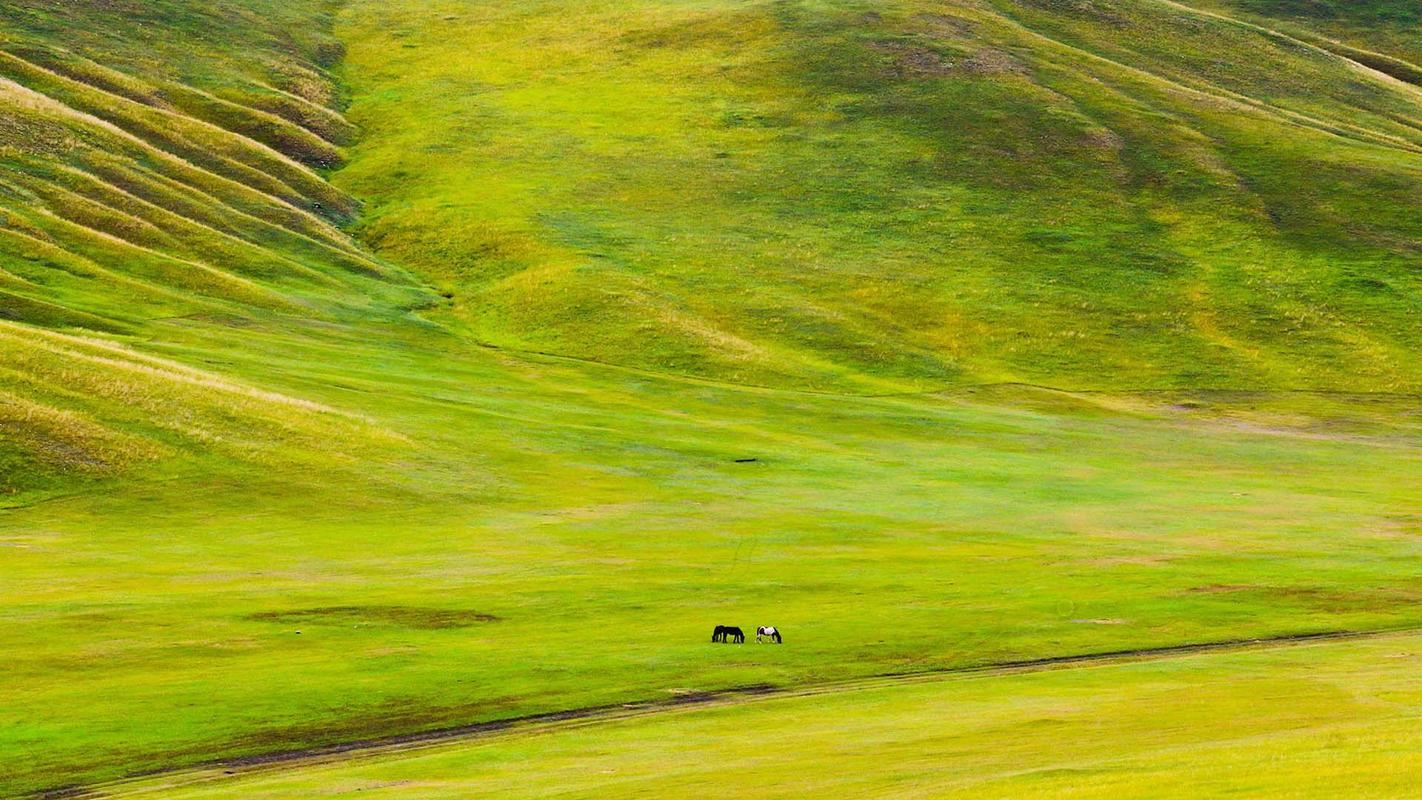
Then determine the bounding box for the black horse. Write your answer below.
[712,625,745,643]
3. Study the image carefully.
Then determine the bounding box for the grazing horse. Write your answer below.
[756,626,782,644]
[711,625,745,643]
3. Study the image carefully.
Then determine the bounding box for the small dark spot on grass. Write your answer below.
[30,784,93,799]
[1185,584,1253,593]
[733,457,759,463]
[870,40,956,77]
[1182,584,1422,613]
[248,605,499,630]
[1338,276,1397,295]
[1024,229,1075,248]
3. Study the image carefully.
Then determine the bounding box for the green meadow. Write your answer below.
[3,0,1422,796]
[106,633,1422,799]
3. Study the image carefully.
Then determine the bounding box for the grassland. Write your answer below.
[4,0,1422,797]
[13,321,1422,796]
[98,632,1422,798]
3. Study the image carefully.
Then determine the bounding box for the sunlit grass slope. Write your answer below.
[340,0,1422,392]
[115,633,1422,799]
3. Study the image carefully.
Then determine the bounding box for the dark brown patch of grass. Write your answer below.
[247,605,499,630]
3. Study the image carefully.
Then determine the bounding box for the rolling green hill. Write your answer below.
[339,0,1422,391]
[5,0,1422,796]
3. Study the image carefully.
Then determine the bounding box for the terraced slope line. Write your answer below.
[1183,0,1422,77]
[0,1,434,500]
[73,625,1422,800]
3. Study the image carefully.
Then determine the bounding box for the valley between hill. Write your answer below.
[3,0,1422,796]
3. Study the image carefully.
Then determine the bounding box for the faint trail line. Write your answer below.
[64,624,1422,799]
[457,338,1422,402]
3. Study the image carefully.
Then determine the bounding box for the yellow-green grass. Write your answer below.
[1191,0,1422,76]
[0,0,432,499]
[108,632,1422,799]
[338,0,1422,392]
[0,0,357,157]
[7,0,1422,796]
[9,311,1422,795]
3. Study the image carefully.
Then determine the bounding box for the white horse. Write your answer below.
[756,626,782,644]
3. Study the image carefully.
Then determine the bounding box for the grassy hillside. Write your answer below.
[107,633,1422,799]
[6,0,1422,797]
[0,0,435,501]
[1194,0,1422,72]
[339,0,1422,391]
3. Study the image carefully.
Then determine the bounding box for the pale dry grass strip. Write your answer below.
[0,319,409,447]
[0,319,339,415]
[0,49,341,207]
[981,3,1422,155]
[0,387,168,470]
[41,163,346,288]
[0,74,353,246]
[0,225,217,309]
[22,206,296,309]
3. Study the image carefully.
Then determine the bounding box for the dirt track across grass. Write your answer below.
[61,625,1422,800]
